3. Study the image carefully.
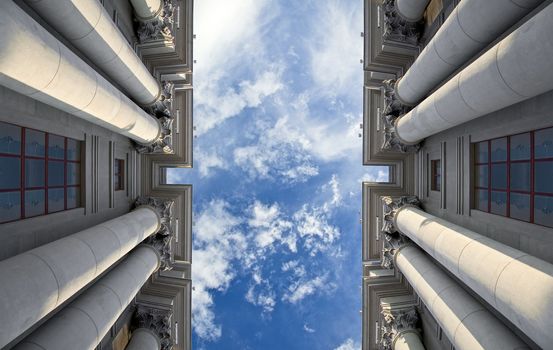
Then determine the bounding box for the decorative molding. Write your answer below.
[380,307,420,350]
[382,0,421,46]
[147,81,175,120]
[137,81,175,154]
[381,196,419,268]
[381,233,410,269]
[134,305,174,350]
[137,0,176,45]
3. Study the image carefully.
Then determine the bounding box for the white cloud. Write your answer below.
[248,201,296,251]
[294,204,341,256]
[360,166,390,183]
[282,274,335,304]
[303,324,316,333]
[245,268,277,314]
[196,149,226,178]
[334,338,361,350]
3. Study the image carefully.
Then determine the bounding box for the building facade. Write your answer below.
[362,0,553,349]
[0,0,193,349]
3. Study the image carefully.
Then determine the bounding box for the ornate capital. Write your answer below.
[382,0,421,46]
[147,81,174,120]
[380,308,420,350]
[381,196,419,268]
[134,305,174,350]
[137,81,175,154]
[135,196,175,270]
[137,0,176,44]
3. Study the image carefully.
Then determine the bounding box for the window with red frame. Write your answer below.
[0,121,81,224]
[114,159,124,191]
[474,127,553,228]
[431,159,441,191]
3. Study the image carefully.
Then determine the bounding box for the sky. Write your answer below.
[167,1,389,349]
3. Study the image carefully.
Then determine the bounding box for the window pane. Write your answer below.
[67,139,80,161]
[67,163,80,185]
[48,188,64,213]
[25,189,44,217]
[510,193,530,222]
[534,195,553,228]
[535,161,553,194]
[476,165,488,188]
[476,189,488,211]
[25,129,45,157]
[0,191,21,223]
[491,138,507,162]
[475,142,488,163]
[114,176,120,190]
[535,127,553,159]
[490,191,507,216]
[67,187,80,209]
[48,161,64,186]
[48,134,65,160]
[510,133,530,161]
[25,159,45,187]
[510,162,530,192]
[0,157,20,190]
[0,122,21,155]
[491,164,507,189]
[114,159,120,175]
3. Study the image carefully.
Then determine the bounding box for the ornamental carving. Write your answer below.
[134,305,174,350]
[380,196,419,268]
[381,233,410,269]
[380,308,420,350]
[146,81,174,120]
[136,116,174,154]
[137,0,176,44]
[382,0,421,46]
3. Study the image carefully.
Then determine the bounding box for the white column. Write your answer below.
[395,245,529,350]
[126,329,161,350]
[23,0,161,106]
[395,206,553,349]
[13,245,160,350]
[395,0,543,106]
[130,0,163,21]
[0,1,161,145]
[394,331,425,350]
[394,0,430,22]
[0,207,161,348]
[395,2,553,144]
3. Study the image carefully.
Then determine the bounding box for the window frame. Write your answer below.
[0,122,81,224]
[114,158,125,191]
[473,126,553,228]
[430,159,441,192]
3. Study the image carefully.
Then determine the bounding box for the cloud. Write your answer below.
[360,166,390,183]
[334,338,361,350]
[245,268,277,314]
[196,149,226,178]
[248,201,296,252]
[294,204,341,256]
[282,274,335,304]
[303,324,316,333]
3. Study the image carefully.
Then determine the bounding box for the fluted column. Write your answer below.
[395,0,543,106]
[384,197,553,349]
[13,245,160,350]
[0,1,161,146]
[23,0,161,106]
[395,3,553,145]
[394,0,430,22]
[126,329,161,350]
[0,197,173,348]
[395,244,529,350]
[380,305,425,350]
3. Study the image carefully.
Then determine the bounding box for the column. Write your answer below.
[384,197,553,349]
[395,0,543,106]
[126,329,161,350]
[131,0,163,21]
[0,197,173,349]
[394,244,529,350]
[132,0,175,45]
[395,3,553,145]
[23,0,162,106]
[13,245,160,350]
[0,1,161,146]
[380,302,425,350]
[131,305,174,350]
[395,0,430,22]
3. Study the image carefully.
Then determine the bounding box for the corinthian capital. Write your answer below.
[380,307,420,350]
[134,305,174,350]
[382,0,421,46]
[136,116,174,154]
[137,0,176,44]
[382,196,420,234]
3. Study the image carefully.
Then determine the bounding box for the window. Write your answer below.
[114,159,124,191]
[0,122,81,224]
[431,159,441,191]
[474,127,553,228]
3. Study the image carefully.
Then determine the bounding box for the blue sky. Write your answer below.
[167,1,389,348]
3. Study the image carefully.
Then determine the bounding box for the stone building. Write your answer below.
[362,0,553,349]
[0,0,193,349]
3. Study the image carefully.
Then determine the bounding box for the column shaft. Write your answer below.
[395,245,528,350]
[0,207,160,348]
[0,1,160,145]
[396,3,553,144]
[23,0,161,106]
[126,328,161,350]
[130,0,163,21]
[395,206,553,349]
[396,0,543,105]
[14,246,160,350]
[393,331,425,350]
[394,0,430,22]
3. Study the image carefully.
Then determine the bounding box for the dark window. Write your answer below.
[0,121,81,224]
[431,159,441,191]
[114,159,124,191]
[474,127,553,228]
